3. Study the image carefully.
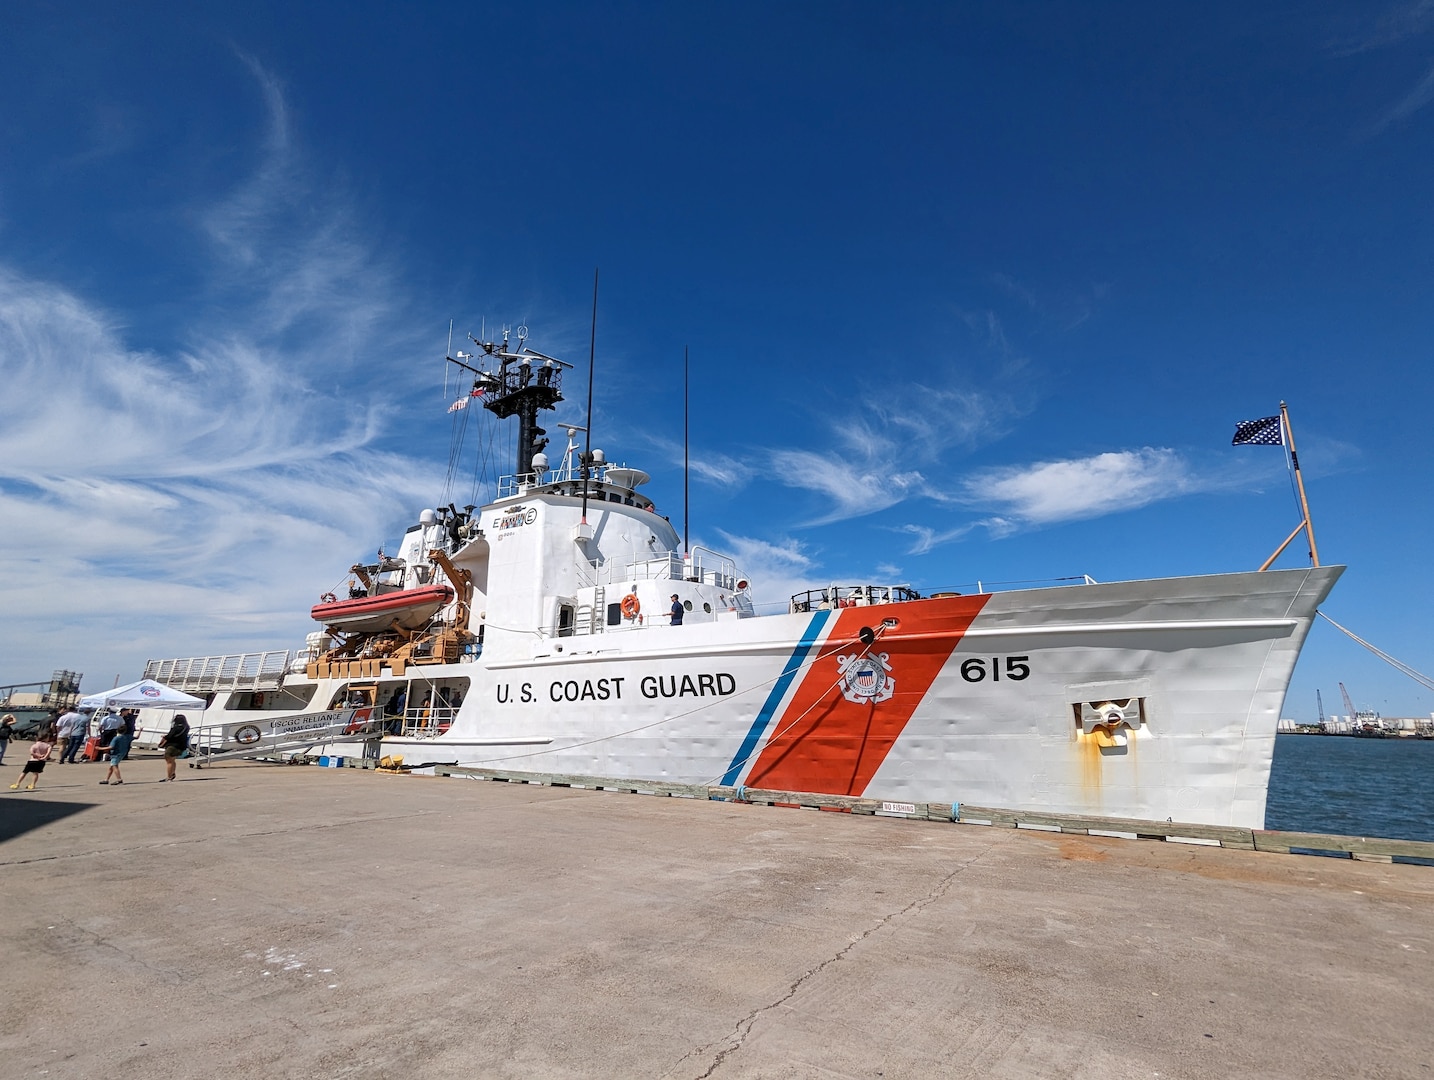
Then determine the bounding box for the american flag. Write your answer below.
[448,386,485,412]
[1231,415,1283,446]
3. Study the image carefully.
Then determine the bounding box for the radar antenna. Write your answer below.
[448,327,573,477]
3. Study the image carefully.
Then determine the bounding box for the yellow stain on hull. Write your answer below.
[1078,729,1104,804]
[1075,725,1139,814]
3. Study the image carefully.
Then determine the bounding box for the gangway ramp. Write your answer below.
[187,706,384,767]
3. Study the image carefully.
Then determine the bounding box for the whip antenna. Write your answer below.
[684,345,690,557]
[580,269,598,525]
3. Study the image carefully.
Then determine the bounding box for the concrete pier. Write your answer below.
[2,753,1431,1079]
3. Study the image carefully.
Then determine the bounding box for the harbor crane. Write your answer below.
[1339,682,1357,724]
[1316,689,1326,729]
[1339,681,1383,733]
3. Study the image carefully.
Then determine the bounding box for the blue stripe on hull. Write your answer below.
[719,610,832,787]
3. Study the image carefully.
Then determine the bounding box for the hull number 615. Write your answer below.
[960,656,1031,682]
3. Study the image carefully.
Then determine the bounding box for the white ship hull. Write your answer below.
[154,565,1339,829]
[138,332,1341,831]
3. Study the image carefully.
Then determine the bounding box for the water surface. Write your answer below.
[1265,733,1434,842]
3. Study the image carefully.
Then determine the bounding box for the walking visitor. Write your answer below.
[10,734,53,791]
[60,709,89,763]
[158,714,190,782]
[100,709,137,786]
[55,707,85,765]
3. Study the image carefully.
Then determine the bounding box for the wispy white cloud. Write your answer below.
[898,515,1024,555]
[766,372,1022,526]
[0,268,445,675]
[896,523,973,555]
[890,433,1347,556]
[961,448,1196,525]
[195,53,399,352]
[957,308,1020,363]
[770,447,925,524]
[690,453,753,487]
[1368,63,1434,134]
[881,384,1016,449]
[757,275,1065,532]
[642,433,756,489]
[0,58,442,685]
[1328,2,1434,135]
[709,530,816,613]
[877,450,1203,555]
[990,273,1038,312]
[1331,0,1434,56]
[201,53,294,265]
[990,273,1110,332]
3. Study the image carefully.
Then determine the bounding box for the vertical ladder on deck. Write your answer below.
[581,586,605,635]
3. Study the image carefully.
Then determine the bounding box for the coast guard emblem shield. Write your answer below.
[837,652,894,704]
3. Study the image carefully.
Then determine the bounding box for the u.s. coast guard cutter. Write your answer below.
[143,330,1340,829]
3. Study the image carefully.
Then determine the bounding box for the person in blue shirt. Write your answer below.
[669,594,684,626]
[100,709,137,786]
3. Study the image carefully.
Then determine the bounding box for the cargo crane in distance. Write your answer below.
[1339,681,1384,736]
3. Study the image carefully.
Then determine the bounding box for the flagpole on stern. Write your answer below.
[1282,400,1320,566]
[1257,400,1320,571]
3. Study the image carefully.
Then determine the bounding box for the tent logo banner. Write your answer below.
[80,678,205,712]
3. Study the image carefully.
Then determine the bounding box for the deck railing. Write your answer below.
[144,651,293,693]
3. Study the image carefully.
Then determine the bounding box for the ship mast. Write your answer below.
[448,326,572,478]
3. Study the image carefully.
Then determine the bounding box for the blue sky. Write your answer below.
[2,2,1431,720]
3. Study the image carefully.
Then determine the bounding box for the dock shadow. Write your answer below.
[0,800,94,844]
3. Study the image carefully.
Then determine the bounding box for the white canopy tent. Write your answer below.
[80,679,205,712]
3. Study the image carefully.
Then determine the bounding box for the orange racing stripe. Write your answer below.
[744,594,991,797]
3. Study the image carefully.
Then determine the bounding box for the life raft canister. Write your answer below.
[620,593,641,619]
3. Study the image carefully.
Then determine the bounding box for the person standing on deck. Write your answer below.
[670,594,684,626]
[385,687,406,735]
